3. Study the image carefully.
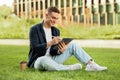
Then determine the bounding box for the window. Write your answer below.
[66,0,70,7]
[45,0,48,9]
[78,0,82,6]
[36,2,38,10]
[78,7,82,14]
[40,1,43,10]
[50,0,53,6]
[61,9,64,15]
[72,0,76,7]
[31,2,33,8]
[72,8,76,15]
[19,4,21,12]
[23,3,25,11]
[55,0,58,7]
[61,0,64,7]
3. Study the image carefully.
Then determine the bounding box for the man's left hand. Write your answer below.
[57,41,67,53]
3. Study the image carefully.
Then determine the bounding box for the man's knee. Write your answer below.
[69,41,79,47]
[34,56,50,69]
[40,56,51,64]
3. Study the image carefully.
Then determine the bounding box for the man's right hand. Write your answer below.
[47,36,61,48]
[51,36,61,45]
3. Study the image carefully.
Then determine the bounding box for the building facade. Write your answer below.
[14,0,120,26]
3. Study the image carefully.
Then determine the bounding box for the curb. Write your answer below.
[0,39,120,48]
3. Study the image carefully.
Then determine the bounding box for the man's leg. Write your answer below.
[34,56,82,71]
[51,41,107,71]
[51,41,92,64]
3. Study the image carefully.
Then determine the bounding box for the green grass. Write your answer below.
[58,23,120,39]
[0,18,120,39]
[0,18,41,39]
[0,45,120,80]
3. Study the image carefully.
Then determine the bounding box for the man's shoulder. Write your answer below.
[32,23,41,28]
[30,22,42,29]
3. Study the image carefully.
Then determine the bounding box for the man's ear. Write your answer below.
[45,12,49,18]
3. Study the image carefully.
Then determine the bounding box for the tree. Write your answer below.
[0,5,12,19]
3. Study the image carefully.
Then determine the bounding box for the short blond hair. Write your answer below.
[47,6,60,14]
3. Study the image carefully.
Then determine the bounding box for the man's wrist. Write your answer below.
[50,41,54,45]
[47,41,53,48]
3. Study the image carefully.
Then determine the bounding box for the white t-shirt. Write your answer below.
[43,27,52,56]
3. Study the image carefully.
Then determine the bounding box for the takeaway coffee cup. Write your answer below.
[20,61,27,70]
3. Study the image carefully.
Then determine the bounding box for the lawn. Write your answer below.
[0,18,120,39]
[0,45,120,80]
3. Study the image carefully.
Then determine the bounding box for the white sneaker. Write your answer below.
[85,62,107,71]
[68,63,82,70]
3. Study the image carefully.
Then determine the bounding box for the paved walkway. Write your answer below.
[0,39,120,48]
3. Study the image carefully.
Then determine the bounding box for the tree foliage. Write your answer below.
[0,5,12,19]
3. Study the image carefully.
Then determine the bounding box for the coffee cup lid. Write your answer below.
[20,61,27,64]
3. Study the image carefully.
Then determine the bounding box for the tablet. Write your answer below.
[61,38,73,45]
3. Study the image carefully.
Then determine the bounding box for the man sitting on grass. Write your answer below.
[27,6,107,71]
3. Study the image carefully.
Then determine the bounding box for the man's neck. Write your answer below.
[43,21,51,29]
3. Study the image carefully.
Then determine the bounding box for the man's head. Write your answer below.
[45,6,60,27]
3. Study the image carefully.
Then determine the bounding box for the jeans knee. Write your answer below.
[34,56,50,69]
[39,56,51,64]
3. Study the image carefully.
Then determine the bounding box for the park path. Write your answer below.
[0,39,120,48]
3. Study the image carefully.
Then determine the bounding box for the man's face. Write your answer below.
[46,12,59,26]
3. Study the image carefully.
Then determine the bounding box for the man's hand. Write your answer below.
[57,41,67,53]
[52,36,61,45]
[47,36,61,48]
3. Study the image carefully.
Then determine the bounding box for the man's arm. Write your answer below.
[29,27,47,55]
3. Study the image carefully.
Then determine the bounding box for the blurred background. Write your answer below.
[0,0,120,39]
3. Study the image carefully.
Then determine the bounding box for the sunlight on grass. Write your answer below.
[0,45,120,80]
